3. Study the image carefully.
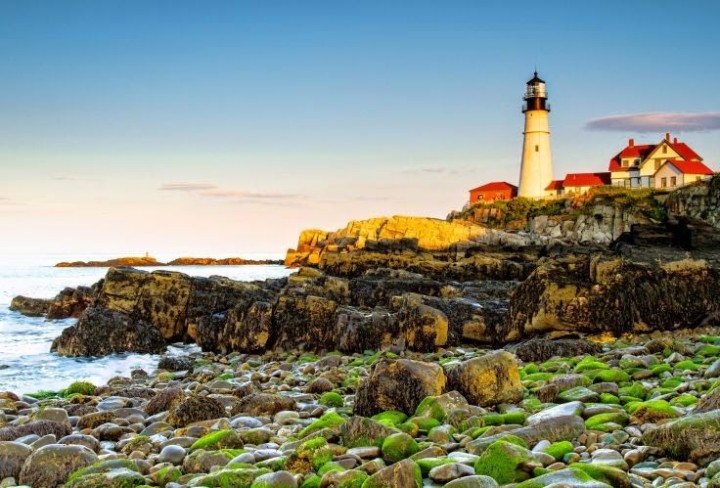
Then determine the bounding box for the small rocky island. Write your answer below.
[4,178,720,488]
[55,256,284,268]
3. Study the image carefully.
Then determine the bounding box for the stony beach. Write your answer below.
[2,180,720,487]
[4,327,720,488]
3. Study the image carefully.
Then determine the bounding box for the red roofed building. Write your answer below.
[562,172,612,194]
[655,159,714,189]
[469,182,518,204]
[608,133,713,189]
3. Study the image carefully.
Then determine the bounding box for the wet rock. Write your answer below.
[252,470,297,487]
[58,434,101,453]
[231,393,296,417]
[444,475,500,488]
[0,441,33,479]
[340,416,397,448]
[515,337,602,363]
[144,387,184,416]
[157,356,193,372]
[9,295,50,317]
[0,420,71,442]
[167,395,227,427]
[46,286,94,320]
[446,350,523,407]
[362,458,422,488]
[19,444,98,488]
[51,307,166,357]
[354,359,446,417]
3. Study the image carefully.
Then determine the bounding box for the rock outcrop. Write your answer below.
[51,307,166,356]
[509,255,720,339]
[10,285,95,320]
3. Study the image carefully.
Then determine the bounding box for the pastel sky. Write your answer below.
[1,0,719,258]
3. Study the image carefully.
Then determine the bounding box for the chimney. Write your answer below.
[665,132,671,141]
[673,137,678,144]
[628,138,635,147]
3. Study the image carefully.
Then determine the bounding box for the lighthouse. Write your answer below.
[518,72,554,198]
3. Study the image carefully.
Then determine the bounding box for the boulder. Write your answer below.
[166,395,227,427]
[46,286,95,320]
[50,307,166,357]
[0,441,33,479]
[515,337,602,363]
[9,295,50,317]
[19,444,98,488]
[447,351,523,407]
[354,359,446,417]
[509,255,720,337]
[643,410,720,463]
[362,458,422,488]
[230,393,296,417]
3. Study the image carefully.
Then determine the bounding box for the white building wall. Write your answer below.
[518,110,553,199]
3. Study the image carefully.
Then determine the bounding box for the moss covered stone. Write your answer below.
[64,381,96,397]
[473,440,534,484]
[190,429,243,451]
[381,432,420,463]
[542,441,574,461]
[298,411,347,438]
[514,467,611,488]
[187,467,267,488]
[585,412,629,431]
[371,410,408,427]
[319,392,344,408]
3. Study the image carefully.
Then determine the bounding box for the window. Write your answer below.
[622,160,629,168]
[661,177,667,188]
[670,176,677,187]
[662,145,667,154]
[649,177,655,188]
[535,145,539,152]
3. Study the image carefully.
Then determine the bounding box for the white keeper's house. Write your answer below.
[608,133,714,190]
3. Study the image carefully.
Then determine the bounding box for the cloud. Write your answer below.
[159,183,218,192]
[199,189,301,200]
[0,197,22,207]
[402,166,468,175]
[586,112,720,133]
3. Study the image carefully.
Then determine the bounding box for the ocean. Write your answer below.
[0,254,294,395]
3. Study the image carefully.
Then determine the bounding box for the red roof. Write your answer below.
[665,160,714,175]
[609,144,653,171]
[669,142,701,161]
[545,180,564,191]
[469,181,518,192]
[609,136,703,172]
[563,172,611,187]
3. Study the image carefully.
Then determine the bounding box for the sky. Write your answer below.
[1,0,719,258]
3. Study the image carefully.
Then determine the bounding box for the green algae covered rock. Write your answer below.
[371,410,407,427]
[190,429,243,451]
[381,432,420,463]
[251,470,298,488]
[572,463,631,488]
[65,381,96,397]
[514,467,612,488]
[340,416,397,448]
[64,468,146,488]
[187,467,268,487]
[361,459,421,488]
[585,412,629,431]
[298,411,347,438]
[320,469,369,488]
[643,409,720,461]
[541,440,574,460]
[318,392,344,408]
[413,391,471,422]
[19,444,99,488]
[286,437,333,474]
[473,440,534,484]
[627,399,682,423]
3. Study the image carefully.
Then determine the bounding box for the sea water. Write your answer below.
[0,253,294,394]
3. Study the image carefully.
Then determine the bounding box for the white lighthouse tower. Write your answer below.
[518,72,554,198]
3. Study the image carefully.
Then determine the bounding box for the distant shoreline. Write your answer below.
[54,256,285,268]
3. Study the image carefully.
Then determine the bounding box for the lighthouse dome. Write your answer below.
[527,71,545,84]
